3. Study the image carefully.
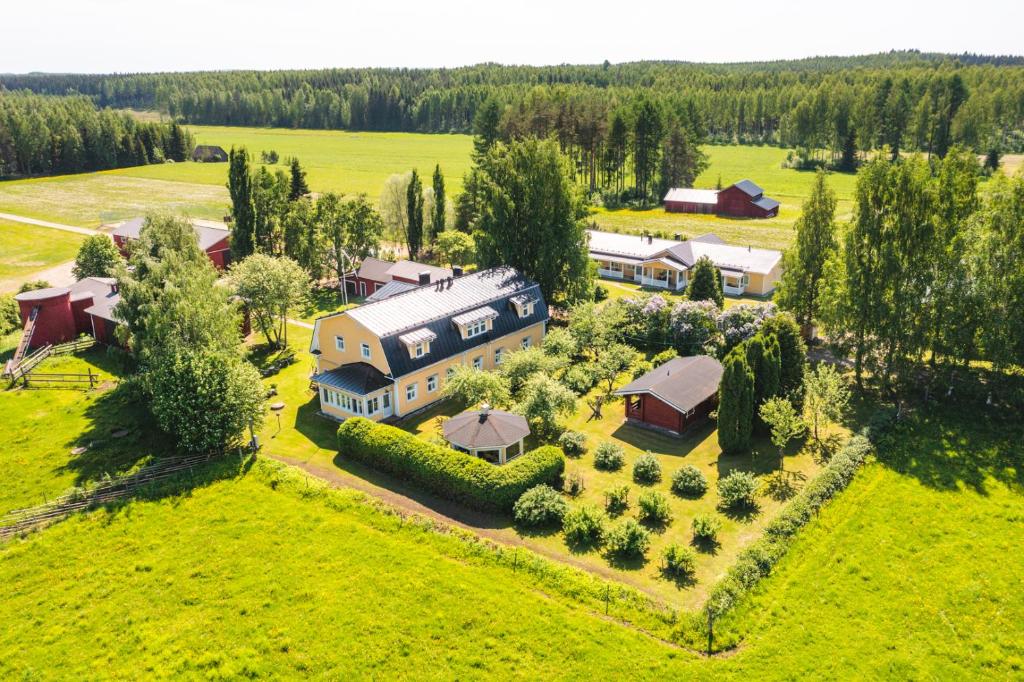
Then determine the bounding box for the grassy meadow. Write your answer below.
[1,341,1021,677]
[0,218,85,281]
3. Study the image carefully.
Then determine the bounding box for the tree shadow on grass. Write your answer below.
[718,502,761,524]
[762,471,802,501]
[660,567,698,590]
[603,551,649,572]
[691,535,721,555]
[610,421,713,458]
[293,397,341,450]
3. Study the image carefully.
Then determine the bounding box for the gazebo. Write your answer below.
[442,405,530,465]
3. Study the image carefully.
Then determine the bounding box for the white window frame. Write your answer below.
[427,374,438,392]
[406,383,418,402]
[446,367,456,381]
[495,347,504,365]
[367,396,380,414]
[521,336,531,349]
[335,336,345,352]
[361,343,371,360]
[415,342,426,358]
[473,355,483,370]
[464,319,487,338]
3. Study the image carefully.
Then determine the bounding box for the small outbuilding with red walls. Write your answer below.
[614,355,724,436]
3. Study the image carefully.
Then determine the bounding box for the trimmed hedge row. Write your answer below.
[337,417,565,513]
[693,408,897,648]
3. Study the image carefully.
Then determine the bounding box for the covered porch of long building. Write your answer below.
[595,255,688,291]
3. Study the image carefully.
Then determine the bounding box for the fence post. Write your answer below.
[707,608,714,656]
[604,585,610,615]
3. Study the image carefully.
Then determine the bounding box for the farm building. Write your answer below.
[348,257,453,298]
[587,229,783,296]
[443,405,530,465]
[664,179,780,218]
[191,145,229,162]
[615,355,724,436]
[310,267,547,423]
[112,217,232,270]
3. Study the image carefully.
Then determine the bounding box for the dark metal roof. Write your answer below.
[443,409,530,449]
[386,260,452,282]
[731,179,764,197]
[369,270,548,379]
[615,355,724,414]
[752,196,780,211]
[365,280,417,302]
[312,362,393,395]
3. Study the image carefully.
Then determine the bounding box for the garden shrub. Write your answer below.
[717,470,759,509]
[593,284,609,302]
[513,485,568,528]
[563,470,585,496]
[337,417,565,513]
[557,430,588,457]
[605,518,651,559]
[651,348,678,367]
[0,295,20,336]
[671,465,708,497]
[604,484,630,515]
[562,504,608,547]
[632,452,662,484]
[691,513,722,542]
[593,441,626,471]
[631,360,654,379]
[637,490,672,526]
[662,544,697,579]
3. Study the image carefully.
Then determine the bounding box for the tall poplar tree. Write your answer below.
[776,169,837,333]
[431,164,446,240]
[718,345,755,454]
[406,169,424,258]
[227,146,256,260]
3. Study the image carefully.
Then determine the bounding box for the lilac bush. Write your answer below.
[718,303,777,351]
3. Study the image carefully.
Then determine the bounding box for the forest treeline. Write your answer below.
[4,53,1023,159]
[0,91,193,178]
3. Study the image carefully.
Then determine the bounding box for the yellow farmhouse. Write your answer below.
[310,267,548,422]
[587,229,783,296]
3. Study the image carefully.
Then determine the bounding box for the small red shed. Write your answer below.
[615,356,724,436]
[112,217,232,270]
[662,179,780,219]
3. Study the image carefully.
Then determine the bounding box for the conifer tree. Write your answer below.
[718,345,755,454]
[227,147,256,260]
[687,256,723,307]
[288,157,309,200]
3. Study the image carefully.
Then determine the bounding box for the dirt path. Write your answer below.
[0,212,99,236]
[0,260,77,294]
[287,319,315,330]
[266,452,671,604]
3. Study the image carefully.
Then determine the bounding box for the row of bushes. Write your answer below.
[337,417,565,513]
[680,408,896,650]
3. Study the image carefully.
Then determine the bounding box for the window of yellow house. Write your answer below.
[406,383,418,402]
[521,336,531,349]
[495,347,504,364]
[427,374,438,392]
[361,343,371,359]
[334,336,345,351]
[473,356,483,370]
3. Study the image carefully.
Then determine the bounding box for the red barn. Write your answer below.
[348,257,452,298]
[663,179,780,219]
[112,217,232,270]
[614,356,724,436]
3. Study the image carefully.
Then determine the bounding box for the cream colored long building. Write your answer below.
[310,267,548,422]
[587,229,783,296]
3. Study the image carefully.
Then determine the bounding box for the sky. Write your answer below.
[3,0,1023,73]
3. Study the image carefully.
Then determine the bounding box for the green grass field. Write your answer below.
[1,359,1020,677]
[0,218,85,282]
[0,127,846,253]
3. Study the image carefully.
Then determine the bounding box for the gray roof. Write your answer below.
[664,187,719,204]
[692,233,726,244]
[356,257,395,283]
[615,356,724,414]
[312,362,392,396]
[752,196,780,211]
[443,409,530,449]
[365,280,418,303]
[113,217,229,251]
[386,260,452,283]
[347,268,540,338]
[731,179,764,197]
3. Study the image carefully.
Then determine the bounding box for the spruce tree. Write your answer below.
[761,314,807,403]
[431,164,446,240]
[687,255,723,307]
[406,169,424,258]
[227,147,256,260]
[288,157,309,200]
[472,99,502,159]
[717,345,755,454]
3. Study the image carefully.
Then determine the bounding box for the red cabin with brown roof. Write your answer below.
[615,356,724,436]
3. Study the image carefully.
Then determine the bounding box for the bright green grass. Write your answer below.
[713,406,1024,678]
[0,351,173,515]
[0,218,85,280]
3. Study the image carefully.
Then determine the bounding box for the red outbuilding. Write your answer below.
[112,217,232,270]
[348,257,452,298]
[614,356,724,436]
[663,179,780,219]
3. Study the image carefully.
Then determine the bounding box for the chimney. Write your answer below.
[452,266,463,277]
[748,245,751,252]
[446,277,453,289]
[418,271,431,285]
[673,233,681,241]
[647,235,653,245]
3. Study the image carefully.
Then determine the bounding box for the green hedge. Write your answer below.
[337,417,565,513]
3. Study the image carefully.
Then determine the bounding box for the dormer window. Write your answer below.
[399,328,437,359]
[452,306,499,340]
[510,294,538,319]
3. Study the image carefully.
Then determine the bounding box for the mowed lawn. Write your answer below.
[0,218,85,281]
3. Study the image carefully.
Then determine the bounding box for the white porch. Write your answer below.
[317,384,394,420]
[721,270,750,296]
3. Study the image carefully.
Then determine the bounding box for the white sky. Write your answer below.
[3,0,1022,73]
